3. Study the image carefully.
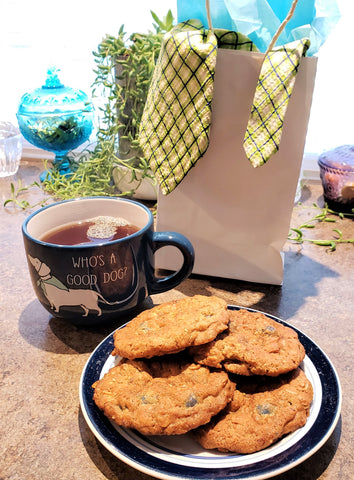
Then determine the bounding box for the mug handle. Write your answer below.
[147,231,195,294]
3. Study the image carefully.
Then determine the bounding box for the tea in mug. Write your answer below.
[40,216,139,246]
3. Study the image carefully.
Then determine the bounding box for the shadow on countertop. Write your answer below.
[18,297,154,354]
[175,251,339,321]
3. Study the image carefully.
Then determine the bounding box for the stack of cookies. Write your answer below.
[92,295,313,454]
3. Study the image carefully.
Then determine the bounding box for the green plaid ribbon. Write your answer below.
[244,38,310,167]
[138,20,257,195]
[139,20,309,194]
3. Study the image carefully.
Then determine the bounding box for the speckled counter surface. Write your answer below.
[1,160,353,480]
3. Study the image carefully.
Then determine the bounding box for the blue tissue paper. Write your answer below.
[177,0,233,30]
[177,0,341,56]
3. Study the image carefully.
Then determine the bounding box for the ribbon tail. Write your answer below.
[243,38,310,168]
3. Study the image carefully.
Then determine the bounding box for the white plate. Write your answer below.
[79,306,342,480]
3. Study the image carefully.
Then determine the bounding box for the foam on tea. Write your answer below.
[87,216,129,239]
[40,216,139,246]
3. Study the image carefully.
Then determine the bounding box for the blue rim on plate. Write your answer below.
[79,306,342,480]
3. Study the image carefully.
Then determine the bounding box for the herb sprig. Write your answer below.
[4,180,51,210]
[288,203,354,251]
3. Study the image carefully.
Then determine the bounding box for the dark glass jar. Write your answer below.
[318,145,354,213]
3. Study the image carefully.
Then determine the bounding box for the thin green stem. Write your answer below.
[288,203,354,251]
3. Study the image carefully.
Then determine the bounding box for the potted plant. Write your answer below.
[39,10,174,202]
[91,9,174,199]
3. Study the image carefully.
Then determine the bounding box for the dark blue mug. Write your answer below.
[22,197,194,326]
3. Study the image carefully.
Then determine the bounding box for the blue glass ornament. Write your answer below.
[17,68,94,180]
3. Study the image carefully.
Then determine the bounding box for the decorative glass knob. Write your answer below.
[17,67,94,180]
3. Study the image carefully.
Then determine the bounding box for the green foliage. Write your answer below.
[87,9,174,183]
[4,180,51,210]
[42,10,174,200]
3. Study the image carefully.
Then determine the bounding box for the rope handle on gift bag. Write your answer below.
[205,0,213,30]
[265,0,299,55]
[204,0,306,168]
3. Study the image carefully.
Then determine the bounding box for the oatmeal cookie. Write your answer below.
[191,309,305,376]
[112,295,230,359]
[192,368,313,453]
[92,356,235,435]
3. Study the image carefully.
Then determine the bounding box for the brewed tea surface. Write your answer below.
[40,216,139,246]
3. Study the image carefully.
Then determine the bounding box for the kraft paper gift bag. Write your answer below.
[151,48,317,284]
[138,2,319,285]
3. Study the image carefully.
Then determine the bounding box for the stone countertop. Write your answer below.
[1,160,353,480]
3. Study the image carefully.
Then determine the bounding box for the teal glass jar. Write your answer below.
[17,68,94,178]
